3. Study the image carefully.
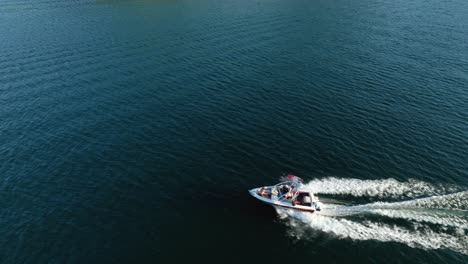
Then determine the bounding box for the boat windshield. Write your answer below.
[276,180,301,188]
[274,181,301,200]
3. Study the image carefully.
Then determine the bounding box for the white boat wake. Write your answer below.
[276,178,468,255]
[303,177,463,199]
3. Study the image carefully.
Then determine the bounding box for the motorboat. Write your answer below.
[249,174,322,213]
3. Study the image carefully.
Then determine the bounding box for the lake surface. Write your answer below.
[0,0,467,263]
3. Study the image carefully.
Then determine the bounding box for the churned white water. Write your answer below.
[303,177,462,199]
[278,178,468,255]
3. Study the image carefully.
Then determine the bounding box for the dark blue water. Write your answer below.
[1,0,467,263]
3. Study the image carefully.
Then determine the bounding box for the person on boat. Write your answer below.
[257,187,265,196]
[258,187,270,198]
[284,188,296,200]
[280,185,290,195]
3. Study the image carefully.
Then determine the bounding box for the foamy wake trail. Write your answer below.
[304,177,461,199]
[279,209,468,255]
[276,179,468,255]
[318,192,468,228]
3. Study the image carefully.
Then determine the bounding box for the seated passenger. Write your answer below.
[258,187,270,198]
[280,186,286,194]
[258,187,265,195]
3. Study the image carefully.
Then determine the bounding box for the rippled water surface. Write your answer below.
[1,0,467,263]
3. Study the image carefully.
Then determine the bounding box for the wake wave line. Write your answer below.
[304,177,463,199]
[318,192,468,228]
[280,209,468,255]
